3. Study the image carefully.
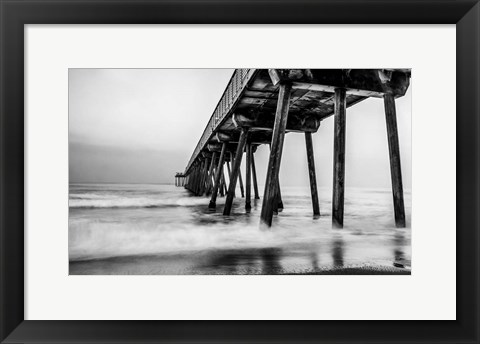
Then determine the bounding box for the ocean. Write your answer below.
[69,183,411,275]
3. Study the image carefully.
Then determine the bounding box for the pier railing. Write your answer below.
[185,68,257,174]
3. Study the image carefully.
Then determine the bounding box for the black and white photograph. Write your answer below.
[69,68,412,275]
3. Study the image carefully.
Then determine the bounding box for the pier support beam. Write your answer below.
[276,179,283,211]
[332,88,346,228]
[273,179,283,214]
[219,172,225,197]
[268,143,284,213]
[245,143,252,211]
[251,149,260,200]
[195,164,202,195]
[199,158,209,196]
[197,161,205,195]
[224,128,249,215]
[221,170,228,197]
[230,152,244,197]
[384,93,406,228]
[226,160,235,197]
[206,152,217,196]
[238,164,245,197]
[260,83,292,227]
[209,142,227,209]
[305,132,320,216]
[187,168,193,192]
[192,164,199,194]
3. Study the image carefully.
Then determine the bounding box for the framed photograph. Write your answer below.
[1,0,479,343]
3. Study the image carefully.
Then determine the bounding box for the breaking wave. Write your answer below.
[69,196,208,208]
[68,184,412,265]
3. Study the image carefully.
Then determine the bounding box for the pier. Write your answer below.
[175,172,186,187]
[180,69,411,228]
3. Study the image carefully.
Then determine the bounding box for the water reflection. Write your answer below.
[332,236,345,267]
[309,252,320,271]
[393,230,409,268]
[196,247,283,274]
[260,248,283,274]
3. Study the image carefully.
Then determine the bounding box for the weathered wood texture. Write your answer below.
[208,142,227,208]
[245,143,252,210]
[384,93,406,228]
[233,112,320,133]
[268,69,410,98]
[224,129,249,215]
[251,150,260,200]
[332,88,346,228]
[305,132,320,216]
[260,83,292,226]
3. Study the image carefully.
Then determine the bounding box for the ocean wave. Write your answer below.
[69,196,208,208]
[69,221,328,261]
[68,184,412,264]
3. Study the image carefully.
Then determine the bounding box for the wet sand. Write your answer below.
[70,246,411,275]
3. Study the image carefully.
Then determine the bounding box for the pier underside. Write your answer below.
[182,69,411,228]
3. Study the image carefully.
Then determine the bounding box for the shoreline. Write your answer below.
[69,249,411,275]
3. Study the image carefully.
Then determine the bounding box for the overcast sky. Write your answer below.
[69,69,411,189]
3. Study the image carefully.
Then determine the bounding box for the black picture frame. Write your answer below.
[1,0,479,343]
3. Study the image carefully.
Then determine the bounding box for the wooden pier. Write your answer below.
[180,69,410,228]
[174,172,186,187]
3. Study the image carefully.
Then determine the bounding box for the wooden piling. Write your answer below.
[220,167,225,197]
[237,158,245,198]
[223,170,228,195]
[191,165,198,194]
[226,160,235,197]
[206,152,217,195]
[209,166,216,194]
[245,143,252,210]
[187,170,192,192]
[208,142,227,208]
[226,160,231,177]
[251,150,260,200]
[332,88,346,228]
[260,83,292,226]
[193,165,199,194]
[276,179,283,210]
[199,158,209,195]
[224,128,249,215]
[305,132,320,216]
[384,93,406,228]
[197,162,204,195]
[268,144,284,215]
